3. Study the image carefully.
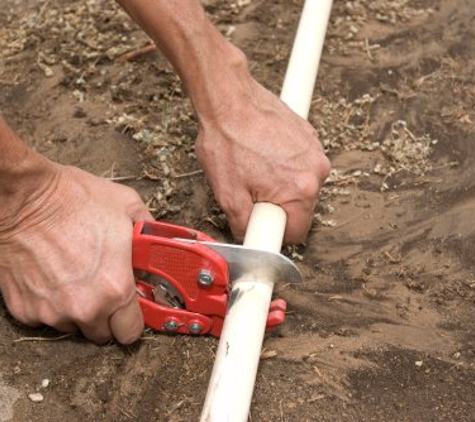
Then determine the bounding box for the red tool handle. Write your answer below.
[132,221,287,337]
[133,221,228,336]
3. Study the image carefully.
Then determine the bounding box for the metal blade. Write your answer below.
[176,239,302,284]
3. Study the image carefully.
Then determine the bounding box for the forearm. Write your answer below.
[0,116,58,232]
[115,0,253,121]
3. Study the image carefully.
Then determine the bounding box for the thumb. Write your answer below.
[222,190,254,242]
[130,204,154,223]
[109,292,144,345]
[281,199,316,244]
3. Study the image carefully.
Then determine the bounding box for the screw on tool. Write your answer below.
[164,320,179,332]
[188,322,202,334]
[197,269,214,287]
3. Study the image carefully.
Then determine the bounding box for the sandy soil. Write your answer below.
[1,0,475,421]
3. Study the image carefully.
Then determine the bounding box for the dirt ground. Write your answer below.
[1,0,475,421]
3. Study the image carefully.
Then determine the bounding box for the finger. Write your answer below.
[0,283,41,327]
[310,130,325,153]
[317,153,332,183]
[222,191,254,242]
[4,303,42,328]
[280,200,316,245]
[130,206,153,223]
[78,317,113,345]
[122,188,154,222]
[109,296,144,345]
[17,318,42,329]
[37,306,79,334]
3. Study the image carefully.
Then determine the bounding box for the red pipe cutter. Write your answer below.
[133,221,301,337]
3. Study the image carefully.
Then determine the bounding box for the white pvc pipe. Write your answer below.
[280,0,333,119]
[200,1,333,421]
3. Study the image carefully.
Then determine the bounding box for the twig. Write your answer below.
[38,0,51,19]
[203,216,221,228]
[13,333,72,343]
[143,170,160,181]
[313,364,323,377]
[174,169,203,179]
[364,38,380,61]
[140,336,163,342]
[166,399,186,417]
[117,44,157,62]
[274,283,291,293]
[0,79,16,86]
[105,175,139,182]
[118,407,136,419]
[101,162,116,178]
[383,251,401,264]
[364,38,373,61]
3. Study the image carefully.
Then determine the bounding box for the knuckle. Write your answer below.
[10,308,29,325]
[123,189,150,219]
[41,312,61,328]
[122,186,143,206]
[320,154,332,181]
[217,194,238,216]
[18,313,39,327]
[108,278,134,305]
[5,300,33,326]
[295,174,319,200]
[70,303,97,326]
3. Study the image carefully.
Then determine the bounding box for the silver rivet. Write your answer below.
[188,322,202,334]
[197,269,214,286]
[164,320,178,331]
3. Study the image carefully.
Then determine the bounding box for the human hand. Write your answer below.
[195,78,331,244]
[114,0,329,243]
[0,164,152,344]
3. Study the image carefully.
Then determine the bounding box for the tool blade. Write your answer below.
[177,240,302,284]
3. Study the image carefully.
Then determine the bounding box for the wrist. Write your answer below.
[0,124,61,237]
[188,44,255,124]
[115,0,254,125]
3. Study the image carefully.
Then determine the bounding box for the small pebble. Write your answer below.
[28,393,44,403]
[41,379,50,389]
[415,360,423,367]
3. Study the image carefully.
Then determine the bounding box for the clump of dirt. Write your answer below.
[1,0,475,421]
